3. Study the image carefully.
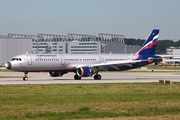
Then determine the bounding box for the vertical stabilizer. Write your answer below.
[136,29,159,56]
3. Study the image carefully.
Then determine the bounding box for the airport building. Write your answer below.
[32,33,101,54]
[0,33,141,65]
[166,47,180,55]
[32,33,140,54]
[161,47,180,65]
[0,34,32,65]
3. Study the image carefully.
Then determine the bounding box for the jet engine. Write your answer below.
[76,67,95,77]
[48,71,67,77]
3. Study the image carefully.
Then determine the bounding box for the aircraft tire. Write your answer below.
[74,75,81,80]
[23,77,28,81]
[94,74,101,80]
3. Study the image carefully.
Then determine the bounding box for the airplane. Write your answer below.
[5,29,162,81]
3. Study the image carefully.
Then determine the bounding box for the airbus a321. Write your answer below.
[5,29,162,81]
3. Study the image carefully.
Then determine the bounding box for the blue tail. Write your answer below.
[136,29,159,56]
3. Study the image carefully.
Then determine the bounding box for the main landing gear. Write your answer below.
[94,74,101,80]
[74,74,102,80]
[23,72,28,81]
[74,74,81,80]
[94,70,101,80]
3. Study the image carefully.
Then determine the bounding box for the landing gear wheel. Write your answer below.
[94,74,101,80]
[23,77,28,81]
[74,75,81,80]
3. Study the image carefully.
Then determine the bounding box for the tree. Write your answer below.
[125,38,180,54]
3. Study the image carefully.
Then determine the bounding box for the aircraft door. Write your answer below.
[99,56,104,63]
[60,55,65,65]
[27,55,32,65]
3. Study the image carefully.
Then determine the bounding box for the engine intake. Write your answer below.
[76,67,95,77]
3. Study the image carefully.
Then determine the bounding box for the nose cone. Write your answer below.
[5,62,11,69]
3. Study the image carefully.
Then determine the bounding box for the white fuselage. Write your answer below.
[8,53,138,72]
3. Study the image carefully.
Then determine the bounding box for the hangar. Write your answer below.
[0,34,32,65]
[0,33,141,65]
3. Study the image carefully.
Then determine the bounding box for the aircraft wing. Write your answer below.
[157,54,180,59]
[72,59,141,70]
[66,60,142,71]
[163,59,180,62]
[156,54,174,58]
[91,60,141,67]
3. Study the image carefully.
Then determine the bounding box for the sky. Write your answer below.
[0,0,180,40]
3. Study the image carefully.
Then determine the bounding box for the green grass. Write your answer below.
[0,83,180,119]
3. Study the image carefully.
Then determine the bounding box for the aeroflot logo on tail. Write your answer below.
[138,34,159,53]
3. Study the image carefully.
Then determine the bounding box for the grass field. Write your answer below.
[0,83,180,120]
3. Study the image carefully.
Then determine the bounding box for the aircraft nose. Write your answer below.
[5,62,11,69]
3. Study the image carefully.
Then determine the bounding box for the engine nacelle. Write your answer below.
[48,71,67,77]
[76,67,95,77]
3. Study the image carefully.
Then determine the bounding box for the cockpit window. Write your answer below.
[11,58,22,61]
[11,58,16,61]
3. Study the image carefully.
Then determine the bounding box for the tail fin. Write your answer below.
[136,29,159,56]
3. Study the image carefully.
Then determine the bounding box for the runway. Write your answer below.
[0,71,180,84]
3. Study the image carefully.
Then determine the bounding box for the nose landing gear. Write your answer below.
[23,72,28,81]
